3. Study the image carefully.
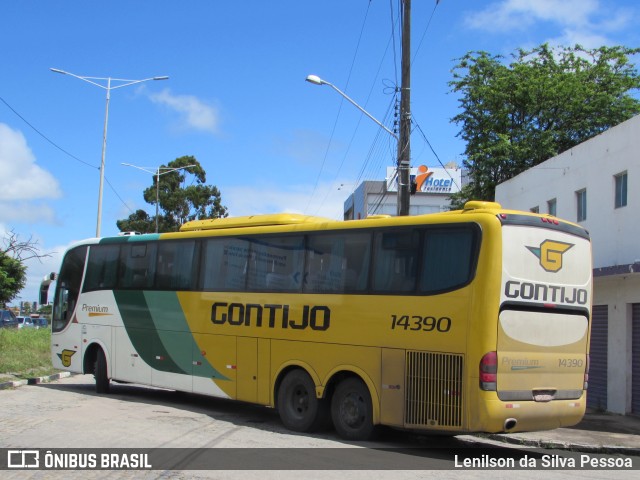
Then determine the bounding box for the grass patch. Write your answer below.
[0,328,58,380]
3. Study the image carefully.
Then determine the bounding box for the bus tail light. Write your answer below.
[584,354,590,390]
[480,351,497,391]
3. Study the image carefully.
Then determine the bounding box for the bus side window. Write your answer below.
[83,244,120,292]
[248,236,304,292]
[420,227,477,294]
[372,230,419,293]
[202,238,250,291]
[119,243,157,289]
[304,232,370,293]
[156,240,196,290]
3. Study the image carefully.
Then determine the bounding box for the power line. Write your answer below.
[389,0,400,87]
[0,93,134,215]
[313,37,398,216]
[104,176,135,215]
[0,94,97,169]
[412,0,441,65]
[304,1,373,214]
[412,118,460,191]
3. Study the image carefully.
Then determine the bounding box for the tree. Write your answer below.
[448,44,640,208]
[117,156,228,233]
[0,231,49,307]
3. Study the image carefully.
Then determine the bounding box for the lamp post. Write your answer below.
[305,74,411,216]
[50,68,169,237]
[305,75,398,140]
[121,163,196,233]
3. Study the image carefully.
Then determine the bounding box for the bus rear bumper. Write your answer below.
[475,393,587,433]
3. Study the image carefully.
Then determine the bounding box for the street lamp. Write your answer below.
[50,68,169,237]
[121,163,196,233]
[305,75,398,140]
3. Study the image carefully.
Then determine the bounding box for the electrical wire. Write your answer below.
[413,117,461,190]
[0,94,97,169]
[412,0,441,66]
[313,34,398,216]
[0,93,134,214]
[304,1,373,214]
[389,0,400,87]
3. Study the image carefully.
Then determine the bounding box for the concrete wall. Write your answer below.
[344,181,451,219]
[496,114,640,269]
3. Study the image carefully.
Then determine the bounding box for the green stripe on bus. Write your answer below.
[114,290,227,380]
[142,291,228,380]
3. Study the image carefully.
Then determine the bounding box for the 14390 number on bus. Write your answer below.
[390,315,452,332]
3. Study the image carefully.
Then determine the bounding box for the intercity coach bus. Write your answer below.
[42,201,592,440]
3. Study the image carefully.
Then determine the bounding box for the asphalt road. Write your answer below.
[0,375,636,479]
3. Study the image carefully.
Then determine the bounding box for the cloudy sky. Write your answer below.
[1,0,638,303]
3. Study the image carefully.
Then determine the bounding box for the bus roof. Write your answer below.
[180,213,335,232]
[180,202,507,232]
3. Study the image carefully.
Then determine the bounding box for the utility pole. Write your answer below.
[397,0,411,216]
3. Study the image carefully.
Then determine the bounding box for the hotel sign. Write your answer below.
[386,165,461,194]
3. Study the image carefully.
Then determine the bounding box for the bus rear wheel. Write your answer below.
[277,369,326,432]
[94,348,110,394]
[331,377,375,441]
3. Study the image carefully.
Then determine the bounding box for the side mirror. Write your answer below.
[39,273,57,306]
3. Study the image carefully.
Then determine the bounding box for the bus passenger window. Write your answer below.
[247,236,304,292]
[202,238,250,291]
[156,240,196,290]
[420,227,477,294]
[119,243,157,289]
[83,245,120,292]
[372,230,419,293]
[304,233,371,293]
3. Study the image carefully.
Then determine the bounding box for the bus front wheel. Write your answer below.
[331,377,375,440]
[277,369,326,432]
[94,348,110,394]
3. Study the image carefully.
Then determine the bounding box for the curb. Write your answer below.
[0,371,71,390]
[483,433,640,456]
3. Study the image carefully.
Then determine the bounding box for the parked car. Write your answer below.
[32,317,48,328]
[17,316,35,329]
[0,309,19,328]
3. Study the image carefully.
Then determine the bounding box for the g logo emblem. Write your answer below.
[57,349,76,367]
[527,240,573,272]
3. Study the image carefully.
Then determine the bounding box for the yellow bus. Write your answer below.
[42,201,592,440]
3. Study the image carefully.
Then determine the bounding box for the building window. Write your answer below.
[614,172,627,208]
[530,206,539,213]
[547,198,557,216]
[576,189,587,222]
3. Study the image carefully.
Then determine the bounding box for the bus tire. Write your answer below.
[331,377,375,441]
[94,348,110,394]
[277,369,326,432]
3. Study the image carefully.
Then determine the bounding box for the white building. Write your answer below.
[496,114,640,415]
[344,165,463,219]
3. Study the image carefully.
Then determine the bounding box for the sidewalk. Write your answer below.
[485,410,640,454]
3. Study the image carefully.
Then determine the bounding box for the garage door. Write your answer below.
[632,304,640,414]
[587,305,608,410]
